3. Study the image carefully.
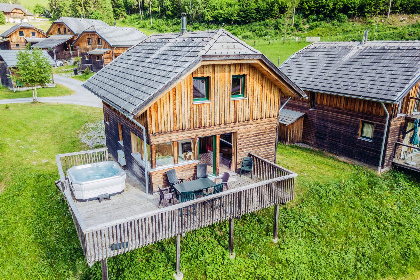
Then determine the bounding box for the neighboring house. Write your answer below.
[83,28,306,193]
[279,41,420,172]
[34,17,108,60]
[0,3,34,23]
[0,50,55,88]
[72,25,147,72]
[0,23,47,50]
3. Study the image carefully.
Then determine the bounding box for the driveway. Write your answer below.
[0,75,102,108]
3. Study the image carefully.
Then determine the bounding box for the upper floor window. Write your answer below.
[118,122,123,145]
[359,121,374,141]
[58,28,61,34]
[310,92,316,109]
[63,27,67,34]
[97,38,102,45]
[231,75,245,98]
[156,142,174,167]
[31,31,35,37]
[193,77,209,101]
[18,30,24,37]
[131,132,150,164]
[96,55,100,61]
[87,38,92,45]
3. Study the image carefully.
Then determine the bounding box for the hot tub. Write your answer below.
[67,161,126,201]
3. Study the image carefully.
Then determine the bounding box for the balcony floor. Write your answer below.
[73,171,261,230]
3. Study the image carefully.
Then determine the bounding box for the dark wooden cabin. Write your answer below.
[279,41,420,172]
[34,17,108,60]
[72,25,146,72]
[0,3,34,23]
[83,29,306,193]
[0,23,46,50]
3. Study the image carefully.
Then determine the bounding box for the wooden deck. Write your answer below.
[56,149,296,267]
[392,142,420,172]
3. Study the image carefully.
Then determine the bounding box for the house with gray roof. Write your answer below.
[72,25,147,72]
[83,27,305,193]
[0,3,34,23]
[0,49,55,88]
[279,40,420,172]
[0,23,46,50]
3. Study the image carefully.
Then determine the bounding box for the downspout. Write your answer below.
[274,97,291,163]
[378,102,390,173]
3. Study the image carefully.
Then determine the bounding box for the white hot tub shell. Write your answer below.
[67,161,126,201]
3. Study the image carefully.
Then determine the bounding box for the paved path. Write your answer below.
[0,75,102,108]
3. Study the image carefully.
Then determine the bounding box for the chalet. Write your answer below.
[0,23,46,50]
[279,41,420,172]
[0,3,34,23]
[34,17,108,60]
[0,50,55,88]
[72,25,147,72]
[55,26,306,279]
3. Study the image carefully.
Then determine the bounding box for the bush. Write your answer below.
[0,12,5,25]
[73,57,81,66]
[336,13,348,23]
[83,67,91,76]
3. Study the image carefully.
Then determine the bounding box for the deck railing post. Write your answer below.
[101,259,108,280]
[229,218,235,259]
[273,204,279,243]
[174,234,183,280]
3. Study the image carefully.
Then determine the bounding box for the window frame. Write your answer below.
[231,74,245,98]
[18,30,24,37]
[15,44,19,48]
[31,31,35,37]
[57,28,61,34]
[63,27,67,34]
[87,38,92,46]
[193,77,209,101]
[97,38,102,46]
[310,92,316,109]
[359,120,374,141]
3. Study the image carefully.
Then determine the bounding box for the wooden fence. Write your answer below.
[56,149,296,266]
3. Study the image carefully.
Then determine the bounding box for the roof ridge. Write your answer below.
[221,29,261,54]
[199,29,224,55]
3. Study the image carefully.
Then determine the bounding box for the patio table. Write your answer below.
[174,178,216,194]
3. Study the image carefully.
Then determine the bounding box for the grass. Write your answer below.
[72,72,95,82]
[52,65,75,75]
[0,84,74,100]
[1,105,420,279]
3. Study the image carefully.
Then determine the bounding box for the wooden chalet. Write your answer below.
[0,3,34,23]
[0,23,46,50]
[55,27,306,279]
[0,50,55,88]
[72,25,147,72]
[34,17,108,60]
[279,41,420,172]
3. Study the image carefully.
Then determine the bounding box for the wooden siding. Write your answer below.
[147,63,283,135]
[47,23,75,36]
[400,82,420,115]
[383,115,406,168]
[278,118,304,144]
[149,162,199,192]
[7,27,46,50]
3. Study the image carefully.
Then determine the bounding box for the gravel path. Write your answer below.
[0,75,102,108]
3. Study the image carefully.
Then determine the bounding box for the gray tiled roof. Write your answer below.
[278,109,305,125]
[0,50,55,67]
[83,29,305,115]
[48,17,108,35]
[0,3,34,16]
[88,48,110,55]
[25,37,45,43]
[32,35,73,49]
[76,26,147,47]
[0,23,45,38]
[279,41,420,103]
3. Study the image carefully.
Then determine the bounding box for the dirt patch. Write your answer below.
[79,120,106,149]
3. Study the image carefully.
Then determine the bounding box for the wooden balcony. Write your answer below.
[392,142,420,172]
[56,148,296,269]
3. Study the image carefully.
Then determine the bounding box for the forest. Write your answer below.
[47,0,420,25]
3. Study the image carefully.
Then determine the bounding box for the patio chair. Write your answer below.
[240,157,253,178]
[158,187,175,207]
[196,163,208,179]
[205,183,224,210]
[215,172,230,190]
[179,191,197,216]
[166,169,185,188]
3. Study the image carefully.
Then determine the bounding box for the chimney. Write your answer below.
[361,30,369,44]
[114,21,116,27]
[181,13,187,35]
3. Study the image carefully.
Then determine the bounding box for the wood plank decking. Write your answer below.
[56,149,296,267]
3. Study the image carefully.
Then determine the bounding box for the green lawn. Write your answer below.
[72,72,94,82]
[1,105,420,279]
[0,84,74,100]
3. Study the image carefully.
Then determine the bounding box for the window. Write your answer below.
[87,38,92,45]
[156,142,174,167]
[97,38,102,45]
[105,113,109,124]
[310,92,315,109]
[360,121,374,141]
[15,44,19,48]
[231,75,245,98]
[58,28,61,34]
[31,31,35,37]
[178,139,193,163]
[63,27,67,34]
[193,77,209,101]
[18,30,24,37]
[118,122,123,145]
[131,132,150,164]
[96,55,100,61]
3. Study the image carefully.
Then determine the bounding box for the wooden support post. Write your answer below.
[151,144,156,169]
[273,204,279,243]
[173,141,178,164]
[174,234,183,280]
[232,132,237,172]
[193,138,198,160]
[101,259,108,280]
[229,218,235,259]
[215,135,220,175]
